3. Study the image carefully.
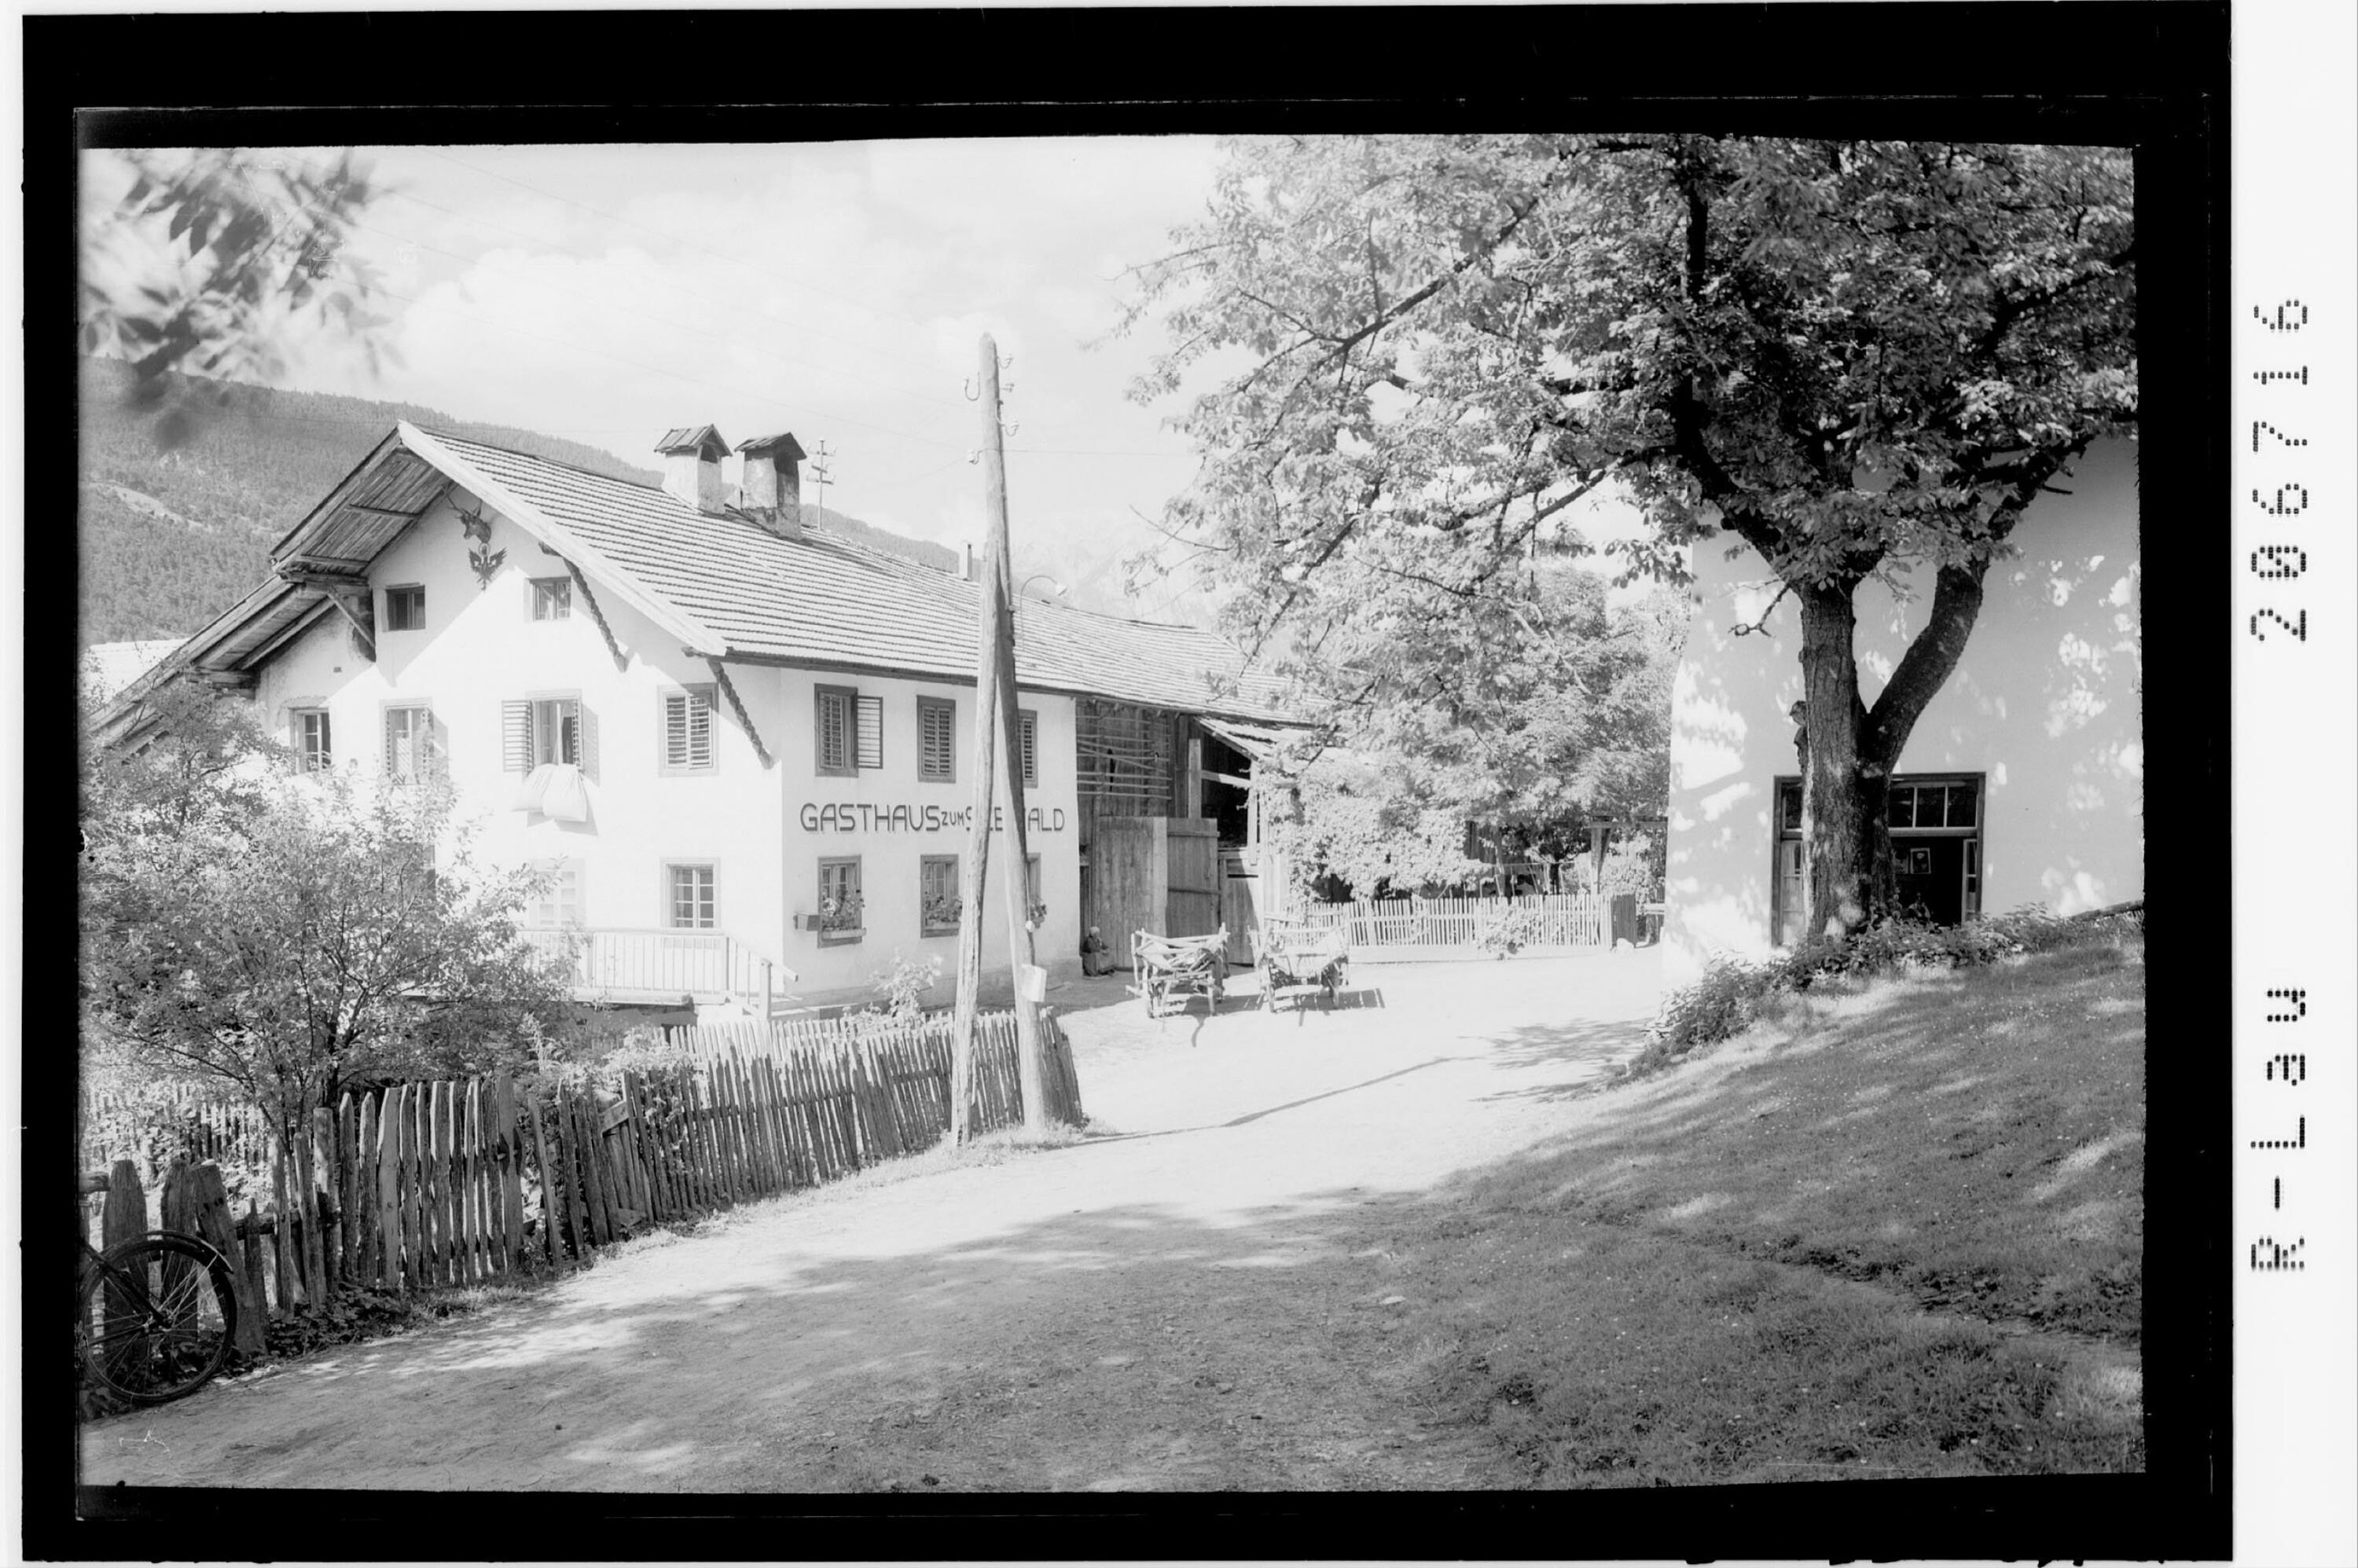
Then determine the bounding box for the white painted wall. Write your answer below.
[252,486,1083,1012]
[1663,439,2144,983]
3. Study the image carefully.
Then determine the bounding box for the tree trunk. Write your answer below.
[1799,582,1875,941]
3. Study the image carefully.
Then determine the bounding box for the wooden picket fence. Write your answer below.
[78,1008,1083,1324]
[1301,893,1607,949]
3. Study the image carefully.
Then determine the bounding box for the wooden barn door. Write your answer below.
[1218,849,1260,965]
[1093,817,1162,969]
[1166,818,1221,939]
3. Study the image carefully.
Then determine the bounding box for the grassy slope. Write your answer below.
[1361,933,2145,1486]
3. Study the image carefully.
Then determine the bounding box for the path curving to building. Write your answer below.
[79,953,1662,1493]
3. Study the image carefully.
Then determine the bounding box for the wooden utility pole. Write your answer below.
[949,334,1052,1140]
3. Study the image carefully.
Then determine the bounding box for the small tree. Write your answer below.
[82,765,571,1131]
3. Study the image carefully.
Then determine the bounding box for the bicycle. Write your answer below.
[76,1229,240,1406]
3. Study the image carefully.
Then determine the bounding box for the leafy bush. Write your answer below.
[1629,902,2145,1077]
[1476,908,1549,959]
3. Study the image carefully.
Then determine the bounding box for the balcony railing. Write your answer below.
[521,927,795,1012]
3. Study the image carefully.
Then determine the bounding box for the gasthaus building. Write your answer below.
[99,422,1298,1018]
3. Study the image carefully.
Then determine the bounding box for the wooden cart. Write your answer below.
[1129,928,1230,1019]
[1254,919,1350,1015]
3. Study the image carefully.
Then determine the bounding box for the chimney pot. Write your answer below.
[655,425,729,513]
[735,431,806,542]
[960,542,975,581]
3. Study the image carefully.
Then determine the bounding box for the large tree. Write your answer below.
[1122,135,2134,938]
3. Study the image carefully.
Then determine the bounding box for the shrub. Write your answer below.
[1629,901,2145,1078]
[1476,908,1549,959]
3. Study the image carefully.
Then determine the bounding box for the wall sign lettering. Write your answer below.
[798,802,1067,834]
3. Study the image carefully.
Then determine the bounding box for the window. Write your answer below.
[501,696,599,780]
[1769,773,1984,944]
[1019,709,1038,788]
[815,685,885,775]
[660,686,717,774]
[383,705,435,783]
[384,585,425,632]
[530,577,572,620]
[666,863,717,929]
[920,855,960,935]
[918,696,956,782]
[815,685,854,776]
[294,710,332,772]
[817,857,863,943]
[531,858,584,927]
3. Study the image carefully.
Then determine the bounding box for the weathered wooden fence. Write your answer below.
[79,1009,1083,1326]
[1301,893,1607,949]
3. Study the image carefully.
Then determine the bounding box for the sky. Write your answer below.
[79,138,1247,620]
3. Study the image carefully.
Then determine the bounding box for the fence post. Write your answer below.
[185,1162,267,1355]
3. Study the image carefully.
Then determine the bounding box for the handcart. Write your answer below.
[1254,918,1351,1016]
[1129,928,1230,1019]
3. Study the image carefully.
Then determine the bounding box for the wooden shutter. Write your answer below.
[385,708,406,780]
[576,700,599,782]
[918,699,954,781]
[855,694,883,770]
[816,686,853,774]
[502,701,532,773]
[1020,710,1038,786]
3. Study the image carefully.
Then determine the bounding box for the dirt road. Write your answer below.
[79,952,1662,1493]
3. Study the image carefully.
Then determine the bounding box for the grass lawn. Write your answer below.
[1355,930,2145,1485]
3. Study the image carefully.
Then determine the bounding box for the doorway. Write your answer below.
[1770,773,1985,944]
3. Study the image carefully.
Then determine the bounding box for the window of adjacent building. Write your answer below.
[815,685,885,775]
[501,696,599,779]
[918,696,956,782]
[817,857,863,943]
[666,862,717,929]
[1020,709,1038,788]
[660,685,717,774]
[384,585,426,632]
[383,705,435,783]
[920,854,960,935]
[294,709,332,772]
[530,576,571,620]
[531,857,584,927]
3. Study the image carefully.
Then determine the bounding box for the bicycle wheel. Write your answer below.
[77,1232,238,1405]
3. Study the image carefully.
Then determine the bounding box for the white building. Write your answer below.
[1663,438,2143,984]
[99,422,1293,1015]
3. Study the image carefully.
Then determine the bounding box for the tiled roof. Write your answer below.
[409,425,1292,723]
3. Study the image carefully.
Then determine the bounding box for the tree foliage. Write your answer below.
[80,148,392,448]
[81,703,571,1128]
[1122,134,2134,935]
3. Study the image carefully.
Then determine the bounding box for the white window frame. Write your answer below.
[919,854,960,936]
[384,584,426,633]
[293,708,332,773]
[664,861,718,930]
[530,857,586,929]
[383,703,435,784]
[529,576,572,621]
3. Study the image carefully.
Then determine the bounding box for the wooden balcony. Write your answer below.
[521,927,795,1012]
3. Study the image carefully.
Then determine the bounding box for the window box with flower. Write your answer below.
[799,857,865,944]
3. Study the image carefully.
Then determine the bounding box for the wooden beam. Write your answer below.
[190,667,255,688]
[696,654,773,769]
[347,504,421,518]
[563,559,630,673]
[314,586,376,662]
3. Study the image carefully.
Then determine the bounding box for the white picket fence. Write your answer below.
[1299,893,1607,949]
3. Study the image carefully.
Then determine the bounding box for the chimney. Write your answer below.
[734,431,806,542]
[960,541,975,580]
[654,425,729,513]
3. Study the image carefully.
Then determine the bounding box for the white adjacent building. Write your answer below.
[99,422,1291,1015]
[1663,437,2144,984]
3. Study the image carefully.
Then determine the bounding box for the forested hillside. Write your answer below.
[78,356,958,647]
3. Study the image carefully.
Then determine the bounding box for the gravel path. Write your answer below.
[79,951,1662,1493]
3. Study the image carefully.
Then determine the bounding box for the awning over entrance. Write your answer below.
[1196,716,1318,780]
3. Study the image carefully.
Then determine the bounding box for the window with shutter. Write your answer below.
[384,705,433,783]
[295,710,332,772]
[660,686,716,774]
[917,697,956,782]
[502,700,534,773]
[855,694,884,770]
[815,685,855,776]
[1019,709,1038,787]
